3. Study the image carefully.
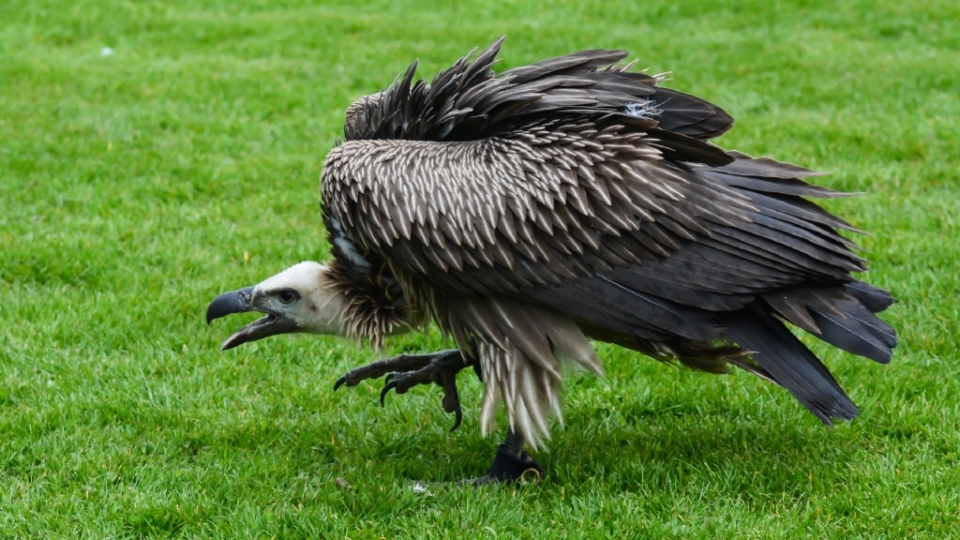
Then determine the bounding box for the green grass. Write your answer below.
[2,0,959,537]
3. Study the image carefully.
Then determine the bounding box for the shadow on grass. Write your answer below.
[295,409,857,498]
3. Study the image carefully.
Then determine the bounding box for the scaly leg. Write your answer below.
[334,349,478,431]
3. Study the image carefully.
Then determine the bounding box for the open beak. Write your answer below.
[206,286,299,351]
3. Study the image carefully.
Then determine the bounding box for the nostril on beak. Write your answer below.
[237,286,256,303]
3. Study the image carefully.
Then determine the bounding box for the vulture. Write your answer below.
[207,38,897,484]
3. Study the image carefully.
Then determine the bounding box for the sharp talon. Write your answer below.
[449,405,463,432]
[380,380,397,407]
[333,348,476,429]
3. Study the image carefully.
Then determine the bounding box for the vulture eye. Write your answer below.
[277,289,299,304]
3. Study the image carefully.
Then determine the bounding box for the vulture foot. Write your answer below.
[465,444,543,486]
[334,349,475,431]
[411,429,542,490]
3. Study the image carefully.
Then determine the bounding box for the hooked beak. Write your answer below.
[206,286,299,351]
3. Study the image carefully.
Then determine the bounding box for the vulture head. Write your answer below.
[206,262,348,350]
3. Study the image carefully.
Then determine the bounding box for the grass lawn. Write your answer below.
[2,0,959,537]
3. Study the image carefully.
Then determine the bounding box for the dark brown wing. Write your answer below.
[323,135,889,349]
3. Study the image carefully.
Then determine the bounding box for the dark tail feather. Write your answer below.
[845,280,896,313]
[764,282,898,364]
[809,299,897,364]
[725,307,859,424]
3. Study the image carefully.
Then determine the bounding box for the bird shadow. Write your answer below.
[330,408,860,497]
